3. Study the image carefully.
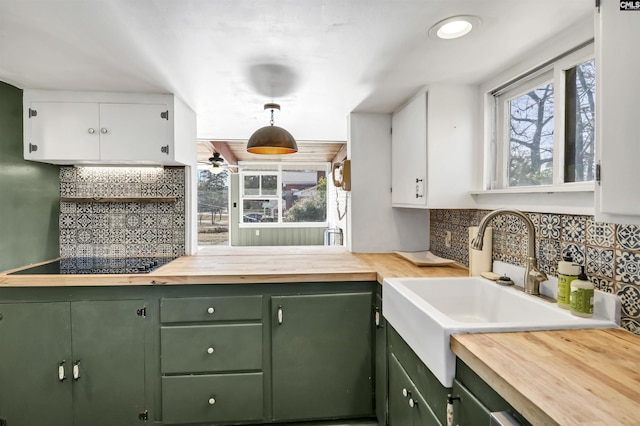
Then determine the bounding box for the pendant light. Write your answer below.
[246,103,298,154]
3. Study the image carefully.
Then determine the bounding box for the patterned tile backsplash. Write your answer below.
[430,209,640,335]
[59,166,186,258]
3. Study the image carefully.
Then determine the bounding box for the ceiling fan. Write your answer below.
[198,152,232,174]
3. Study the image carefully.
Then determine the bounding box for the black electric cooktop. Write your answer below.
[10,256,178,275]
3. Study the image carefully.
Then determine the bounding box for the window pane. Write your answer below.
[282,167,327,223]
[261,175,278,196]
[508,83,554,187]
[565,58,596,182]
[243,175,260,196]
[242,199,278,223]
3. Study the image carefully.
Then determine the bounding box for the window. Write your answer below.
[240,163,328,225]
[491,44,595,189]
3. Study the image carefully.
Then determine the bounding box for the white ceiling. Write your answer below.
[0,1,593,143]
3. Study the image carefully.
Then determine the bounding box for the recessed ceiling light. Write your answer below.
[429,15,481,40]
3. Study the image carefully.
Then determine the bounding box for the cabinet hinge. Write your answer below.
[596,162,601,185]
[160,110,169,120]
[138,410,148,421]
[136,307,146,318]
[28,108,37,118]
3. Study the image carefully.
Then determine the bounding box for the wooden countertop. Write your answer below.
[451,328,640,426]
[0,247,468,287]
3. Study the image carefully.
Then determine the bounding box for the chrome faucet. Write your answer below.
[471,209,548,295]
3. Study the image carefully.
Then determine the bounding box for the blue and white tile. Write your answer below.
[141,214,157,228]
[125,229,142,243]
[561,215,586,242]
[60,213,77,229]
[141,229,158,244]
[60,182,76,197]
[539,239,561,264]
[109,214,126,229]
[158,214,172,229]
[615,250,640,284]
[590,276,615,293]
[587,218,616,247]
[158,203,173,214]
[621,318,640,335]
[618,284,640,319]
[60,229,76,245]
[60,167,76,182]
[539,214,561,239]
[60,202,76,214]
[76,229,93,244]
[126,213,141,228]
[76,244,93,258]
[111,229,126,244]
[586,246,615,278]
[561,242,585,266]
[617,224,640,251]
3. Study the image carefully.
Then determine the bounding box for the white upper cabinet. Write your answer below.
[391,84,477,209]
[24,90,195,165]
[595,1,640,224]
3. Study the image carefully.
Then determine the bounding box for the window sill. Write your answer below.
[470,183,595,215]
[239,222,329,229]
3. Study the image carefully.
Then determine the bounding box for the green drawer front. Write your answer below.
[160,295,263,323]
[161,323,263,373]
[162,373,264,424]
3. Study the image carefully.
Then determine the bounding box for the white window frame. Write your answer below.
[239,162,330,228]
[490,43,595,191]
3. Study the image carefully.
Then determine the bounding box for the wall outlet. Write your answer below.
[445,231,452,248]
[255,230,260,236]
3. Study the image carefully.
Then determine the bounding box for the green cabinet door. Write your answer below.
[71,300,146,426]
[271,292,374,422]
[388,354,413,426]
[0,302,73,426]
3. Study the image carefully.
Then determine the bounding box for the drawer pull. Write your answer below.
[402,388,409,398]
[73,360,80,380]
[208,397,216,406]
[409,397,417,408]
[207,307,215,314]
[207,347,215,354]
[58,361,66,381]
[277,305,283,325]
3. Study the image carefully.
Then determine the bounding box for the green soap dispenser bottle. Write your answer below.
[570,267,594,318]
[557,255,580,309]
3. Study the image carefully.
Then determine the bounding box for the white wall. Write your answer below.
[347,112,429,253]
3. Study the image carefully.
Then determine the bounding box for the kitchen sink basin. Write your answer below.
[382,276,620,387]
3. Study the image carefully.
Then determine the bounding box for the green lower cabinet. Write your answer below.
[161,373,264,424]
[271,292,374,422]
[0,302,73,426]
[388,354,440,426]
[0,299,146,426]
[452,359,531,426]
[387,326,450,426]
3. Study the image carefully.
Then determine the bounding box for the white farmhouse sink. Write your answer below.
[382,276,620,387]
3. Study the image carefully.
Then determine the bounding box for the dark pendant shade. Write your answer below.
[246,103,298,154]
[247,125,298,154]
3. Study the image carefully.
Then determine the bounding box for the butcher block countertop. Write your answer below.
[0,246,467,287]
[451,328,640,426]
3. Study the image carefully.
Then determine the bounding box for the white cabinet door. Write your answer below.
[27,102,100,161]
[595,1,640,224]
[99,103,169,162]
[391,85,476,209]
[391,92,427,207]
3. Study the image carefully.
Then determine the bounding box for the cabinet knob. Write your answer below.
[409,397,417,408]
[207,307,215,314]
[277,305,283,325]
[208,397,216,406]
[88,128,95,134]
[402,388,409,398]
[100,128,108,134]
[207,347,215,354]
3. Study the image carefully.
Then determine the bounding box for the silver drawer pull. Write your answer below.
[402,388,409,398]
[207,307,215,314]
[208,397,216,406]
[207,347,215,354]
[58,361,66,381]
[409,398,417,408]
[73,360,80,380]
[277,305,283,325]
